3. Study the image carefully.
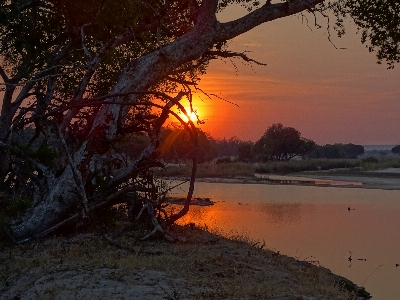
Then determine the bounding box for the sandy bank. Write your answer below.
[188,168,400,190]
[0,225,370,300]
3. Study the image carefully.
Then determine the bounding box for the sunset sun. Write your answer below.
[181,108,198,123]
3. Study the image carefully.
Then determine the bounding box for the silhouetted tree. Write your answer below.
[160,125,216,163]
[254,124,316,161]
[392,145,400,155]
[237,141,255,162]
[211,137,241,158]
[342,144,365,158]
[311,143,364,159]
[1,0,398,242]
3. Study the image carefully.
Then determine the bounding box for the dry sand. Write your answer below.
[193,168,400,190]
[292,168,400,190]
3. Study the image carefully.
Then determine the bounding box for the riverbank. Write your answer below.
[184,168,400,190]
[1,225,369,299]
[296,168,400,190]
[3,169,392,299]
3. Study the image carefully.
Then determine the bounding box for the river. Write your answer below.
[169,180,400,299]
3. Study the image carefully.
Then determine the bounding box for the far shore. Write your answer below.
[175,168,400,191]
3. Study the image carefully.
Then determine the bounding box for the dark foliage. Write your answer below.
[311,143,364,159]
[254,123,316,162]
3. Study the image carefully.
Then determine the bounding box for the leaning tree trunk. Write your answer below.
[11,166,77,240]
[10,0,324,241]
[11,0,221,241]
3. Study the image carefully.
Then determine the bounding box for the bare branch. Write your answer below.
[138,202,174,241]
[166,76,196,85]
[216,0,325,42]
[312,5,347,50]
[81,23,93,60]
[26,157,52,180]
[206,49,267,66]
[0,65,9,82]
[17,0,53,12]
[135,202,149,220]
[41,90,177,120]
[194,85,239,107]
[0,64,87,87]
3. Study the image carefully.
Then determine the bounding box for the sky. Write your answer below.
[182,4,400,146]
[1,3,399,146]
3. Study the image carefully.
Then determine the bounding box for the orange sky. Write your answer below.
[182,5,400,145]
[2,4,399,146]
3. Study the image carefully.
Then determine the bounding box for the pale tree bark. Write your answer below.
[7,0,326,241]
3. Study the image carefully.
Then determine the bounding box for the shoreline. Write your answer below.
[0,225,370,299]
[176,169,400,191]
[4,170,394,299]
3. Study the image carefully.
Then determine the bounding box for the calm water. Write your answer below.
[170,181,400,299]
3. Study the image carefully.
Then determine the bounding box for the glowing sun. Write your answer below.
[181,109,197,123]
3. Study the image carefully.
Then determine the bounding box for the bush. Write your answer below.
[0,195,31,240]
[361,157,400,171]
[362,156,378,163]
[215,156,236,164]
[255,159,361,174]
[158,162,255,178]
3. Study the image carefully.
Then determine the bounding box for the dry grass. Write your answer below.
[159,162,256,178]
[159,158,400,179]
[360,156,400,171]
[0,225,367,299]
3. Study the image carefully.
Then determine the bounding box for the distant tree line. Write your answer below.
[152,123,365,163]
[392,145,400,155]
[10,122,374,165]
[310,143,364,159]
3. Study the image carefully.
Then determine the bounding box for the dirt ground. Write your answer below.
[1,225,370,300]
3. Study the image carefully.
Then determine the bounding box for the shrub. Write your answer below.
[255,159,361,174]
[362,156,378,163]
[215,156,236,164]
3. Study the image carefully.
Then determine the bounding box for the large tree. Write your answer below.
[254,123,316,161]
[0,0,399,242]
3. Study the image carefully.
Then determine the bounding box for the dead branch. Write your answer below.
[81,23,93,60]
[137,202,164,240]
[165,76,196,86]
[138,201,174,242]
[310,4,347,50]
[0,64,87,87]
[194,85,239,107]
[206,49,267,66]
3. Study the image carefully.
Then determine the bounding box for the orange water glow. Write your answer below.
[168,181,400,300]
